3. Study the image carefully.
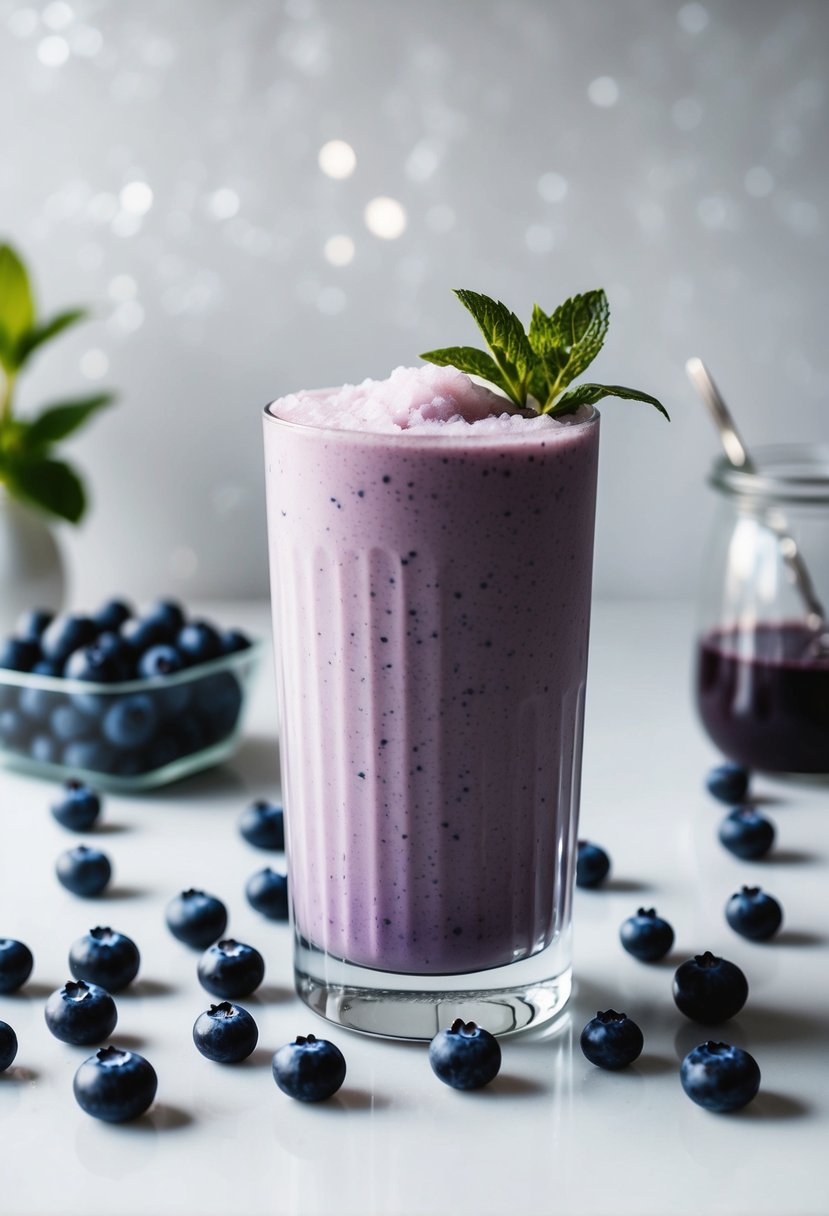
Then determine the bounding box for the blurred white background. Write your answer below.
[1,0,827,605]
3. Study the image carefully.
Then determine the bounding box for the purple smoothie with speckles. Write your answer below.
[264,366,599,975]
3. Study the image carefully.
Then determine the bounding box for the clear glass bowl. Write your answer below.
[0,641,263,791]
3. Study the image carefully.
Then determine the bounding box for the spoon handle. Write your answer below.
[686,357,827,633]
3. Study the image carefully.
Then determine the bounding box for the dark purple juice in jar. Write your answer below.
[696,622,829,775]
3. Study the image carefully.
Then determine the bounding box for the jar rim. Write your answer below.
[709,443,829,506]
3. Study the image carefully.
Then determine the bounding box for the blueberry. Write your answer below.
[428,1018,502,1089]
[725,886,783,942]
[138,645,190,716]
[680,1041,761,1113]
[0,708,30,749]
[0,637,40,672]
[576,840,611,888]
[50,703,93,743]
[18,662,61,722]
[30,734,58,765]
[718,807,775,860]
[0,939,34,993]
[221,629,251,655]
[51,780,101,832]
[45,980,117,1044]
[62,739,116,774]
[177,621,223,666]
[706,762,750,804]
[16,608,54,641]
[272,1034,346,1102]
[193,671,243,742]
[245,868,289,920]
[56,844,112,897]
[166,889,228,949]
[120,615,172,654]
[41,614,97,665]
[672,951,749,1023]
[619,908,675,962]
[239,799,285,851]
[69,927,140,992]
[146,599,186,637]
[65,643,124,684]
[93,599,133,634]
[198,939,265,999]
[102,694,158,750]
[193,1002,259,1063]
[580,1009,644,1070]
[0,1021,18,1072]
[73,1046,157,1122]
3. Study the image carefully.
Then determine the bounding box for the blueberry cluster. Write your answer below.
[0,599,252,780]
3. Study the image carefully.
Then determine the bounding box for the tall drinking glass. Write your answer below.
[263,397,600,1038]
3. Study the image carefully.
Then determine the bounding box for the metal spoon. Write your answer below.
[686,356,829,651]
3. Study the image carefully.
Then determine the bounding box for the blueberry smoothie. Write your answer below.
[263,366,599,976]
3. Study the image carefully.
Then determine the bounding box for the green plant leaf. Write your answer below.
[547,382,670,419]
[538,290,610,402]
[453,289,534,403]
[5,455,86,522]
[0,244,35,367]
[14,308,88,369]
[22,392,115,450]
[419,346,514,400]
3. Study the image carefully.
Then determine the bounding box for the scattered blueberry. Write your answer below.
[197,939,265,999]
[102,694,158,750]
[69,927,140,992]
[0,637,40,672]
[238,799,285,851]
[176,621,223,666]
[672,951,748,1023]
[725,886,783,942]
[580,1010,644,1070]
[619,908,675,962]
[706,762,750,804]
[73,1046,157,1122]
[272,1034,346,1102]
[193,1002,259,1063]
[245,868,289,920]
[428,1019,502,1090]
[45,980,117,1044]
[56,844,112,897]
[718,807,776,860]
[51,780,101,832]
[0,939,34,993]
[40,614,97,665]
[680,1041,761,1113]
[576,840,611,889]
[0,1021,18,1072]
[166,889,228,949]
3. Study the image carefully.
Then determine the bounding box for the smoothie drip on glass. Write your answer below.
[265,366,599,975]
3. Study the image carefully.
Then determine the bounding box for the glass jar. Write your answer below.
[695,444,829,776]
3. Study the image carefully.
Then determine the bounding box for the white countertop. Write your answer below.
[1,600,827,1216]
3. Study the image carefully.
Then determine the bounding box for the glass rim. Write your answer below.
[262,393,599,446]
[709,443,829,506]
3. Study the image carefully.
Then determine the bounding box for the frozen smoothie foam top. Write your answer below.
[272,365,582,435]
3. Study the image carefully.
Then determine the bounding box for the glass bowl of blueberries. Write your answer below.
[0,598,262,791]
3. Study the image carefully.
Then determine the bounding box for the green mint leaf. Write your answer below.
[5,455,86,522]
[0,244,35,368]
[548,382,670,420]
[22,392,115,451]
[419,346,515,401]
[453,289,534,404]
[539,290,610,403]
[14,308,88,370]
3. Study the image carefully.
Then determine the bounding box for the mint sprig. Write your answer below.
[421,288,668,419]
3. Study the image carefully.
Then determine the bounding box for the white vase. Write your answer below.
[0,488,66,636]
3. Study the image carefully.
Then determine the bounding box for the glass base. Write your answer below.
[294,935,572,1040]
